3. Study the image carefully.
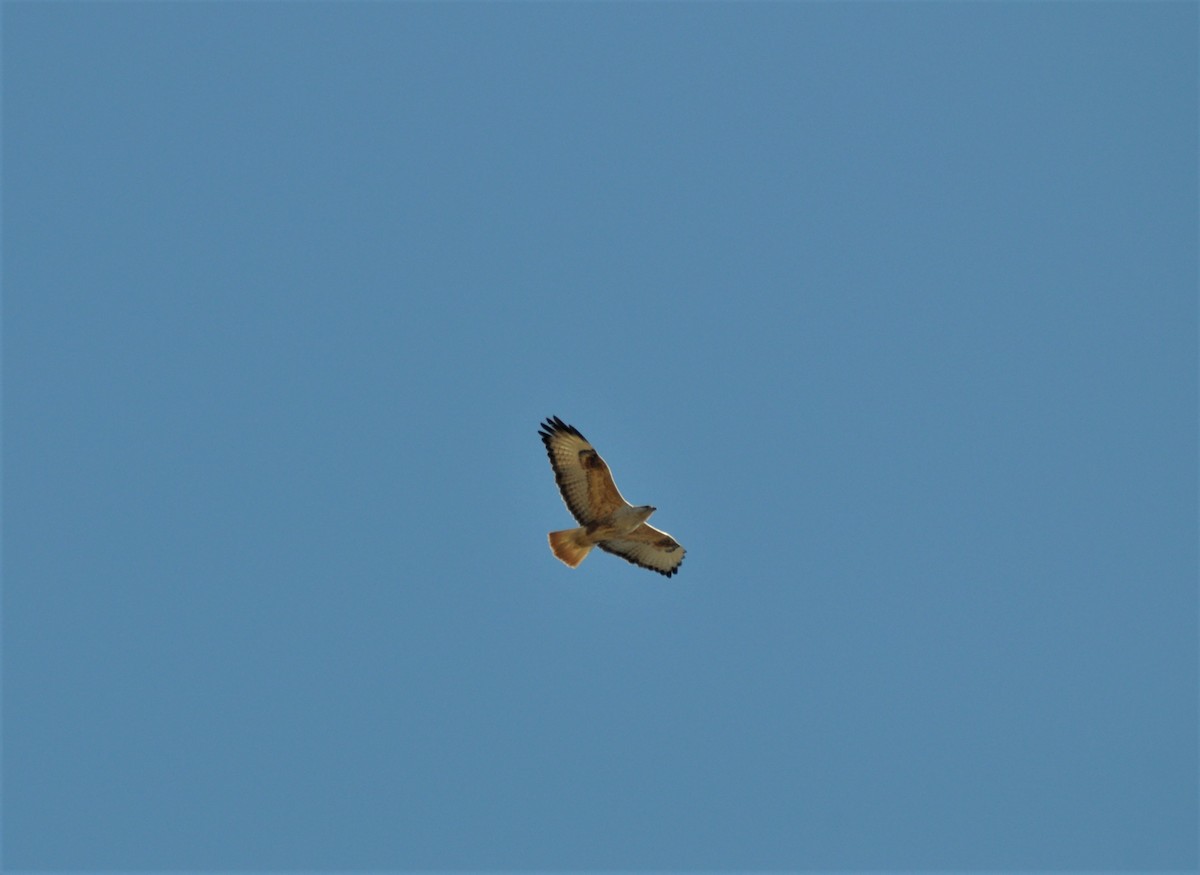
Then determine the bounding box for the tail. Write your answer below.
[548,527,593,568]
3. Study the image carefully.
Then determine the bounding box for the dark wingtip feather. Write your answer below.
[539,416,584,442]
[595,543,686,578]
[659,552,685,578]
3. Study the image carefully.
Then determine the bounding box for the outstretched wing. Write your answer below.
[539,416,629,524]
[596,523,686,578]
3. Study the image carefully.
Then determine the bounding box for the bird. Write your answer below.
[538,416,685,577]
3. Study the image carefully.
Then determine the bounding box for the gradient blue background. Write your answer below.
[4,2,1196,870]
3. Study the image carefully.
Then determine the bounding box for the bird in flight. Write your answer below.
[538,416,685,577]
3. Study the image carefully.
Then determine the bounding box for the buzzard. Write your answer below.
[538,416,685,577]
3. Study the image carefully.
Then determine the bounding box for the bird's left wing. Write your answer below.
[596,523,686,578]
[539,416,629,524]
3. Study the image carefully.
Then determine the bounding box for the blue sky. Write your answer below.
[3,2,1196,871]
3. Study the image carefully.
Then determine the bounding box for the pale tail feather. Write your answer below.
[548,528,593,568]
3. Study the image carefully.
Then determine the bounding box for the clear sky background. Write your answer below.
[3,2,1196,871]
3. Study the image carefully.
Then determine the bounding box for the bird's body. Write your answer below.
[538,416,685,577]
